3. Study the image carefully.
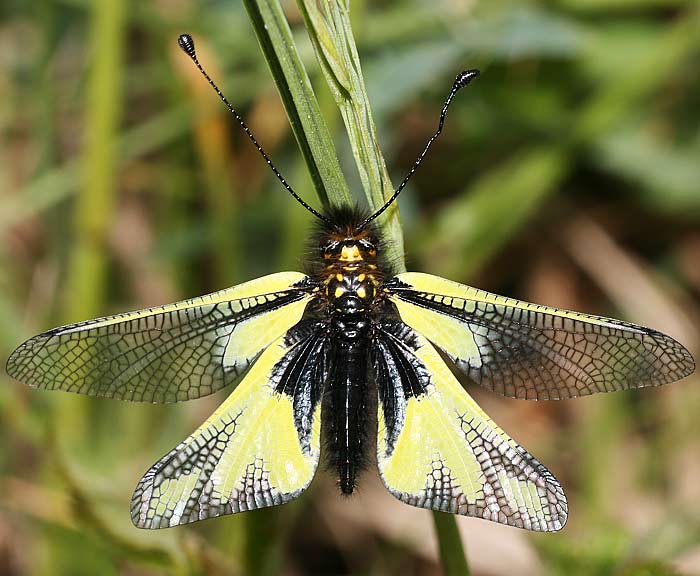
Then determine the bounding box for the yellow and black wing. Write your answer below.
[386,273,694,400]
[7,272,314,402]
[373,321,567,531]
[131,321,327,528]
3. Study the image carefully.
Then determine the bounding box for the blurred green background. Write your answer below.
[1,0,699,574]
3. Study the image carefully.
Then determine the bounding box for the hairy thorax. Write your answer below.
[319,231,383,341]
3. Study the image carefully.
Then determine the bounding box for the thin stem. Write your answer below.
[433,512,471,576]
[242,0,352,209]
[298,0,406,269]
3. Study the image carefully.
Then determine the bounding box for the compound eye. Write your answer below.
[321,240,340,258]
[359,238,375,252]
[359,239,377,256]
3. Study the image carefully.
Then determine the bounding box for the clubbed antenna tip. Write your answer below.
[177,34,196,59]
[455,69,480,89]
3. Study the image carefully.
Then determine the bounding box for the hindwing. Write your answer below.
[131,320,328,528]
[387,272,694,400]
[372,321,567,531]
[7,272,314,402]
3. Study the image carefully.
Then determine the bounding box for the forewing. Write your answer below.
[373,321,567,531]
[7,272,314,402]
[131,321,327,528]
[387,272,694,400]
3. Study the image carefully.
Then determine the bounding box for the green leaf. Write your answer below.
[242,0,351,209]
[594,125,700,216]
[298,0,406,271]
[420,147,569,280]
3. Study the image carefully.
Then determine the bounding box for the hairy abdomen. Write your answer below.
[324,336,370,494]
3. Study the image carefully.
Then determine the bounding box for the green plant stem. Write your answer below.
[433,512,471,576]
[65,0,124,321]
[242,0,351,209]
[298,0,405,270]
[56,0,124,452]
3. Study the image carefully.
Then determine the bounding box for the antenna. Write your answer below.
[358,69,480,230]
[177,34,334,227]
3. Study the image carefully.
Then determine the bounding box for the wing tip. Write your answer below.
[677,343,696,380]
[130,475,157,530]
[5,348,20,380]
[535,460,569,532]
[544,490,568,533]
[6,332,70,389]
[5,337,34,381]
[546,512,568,532]
[129,503,152,530]
[650,332,696,386]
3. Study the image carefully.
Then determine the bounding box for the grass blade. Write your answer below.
[242,0,351,209]
[298,0,406,270]
[433,512,471,576]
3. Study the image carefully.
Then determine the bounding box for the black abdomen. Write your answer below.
[325,301,371,494]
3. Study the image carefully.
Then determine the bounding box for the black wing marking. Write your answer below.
[131,320,328,528]
[372,320,567,531]
[387,273,695,400]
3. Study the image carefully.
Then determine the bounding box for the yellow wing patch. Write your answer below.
[131,326,324,528]
[388,272,694,400]
[393,272,634,328]
[7,272,313,403]
[376,324,567,531]
[389,296,481,367]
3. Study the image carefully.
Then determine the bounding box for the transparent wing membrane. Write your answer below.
[7,272,313,403]
[388,273,694,400]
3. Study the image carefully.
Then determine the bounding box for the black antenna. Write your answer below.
[358,69,480,230]
[177,34,334,227]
